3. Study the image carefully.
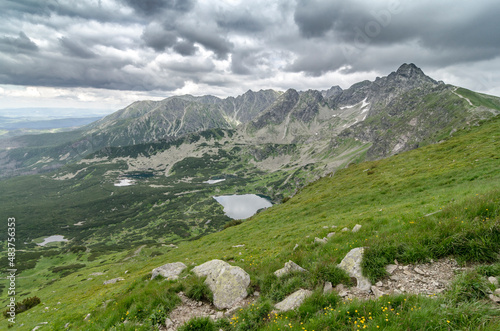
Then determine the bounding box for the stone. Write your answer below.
[64,323,70,329]
[90,272,105,276]
[274,260,308,278]
[192,259,250,310]
[165,318,174,328]
[341,227,350,232]
[331,225,338,228]
[314,237,328,244]
[232,245,245,248]
[488,276,499,287]
[335,284,349,297]
[151,262,187,280]
[488,294,500,304]
[275,289,312,311]
[375,281,383,287]
[103,277,124,285]
[352,224,362,233]
[414,267,426,275]
[327,232,335,237]
[323,226,330,229]
[371,286,384,298]
[323,281,333,294]
[337,247,372,291]
[84,313,91,320]
[495,288,500,296]
[385,264,398,274]
[293,244,299,251]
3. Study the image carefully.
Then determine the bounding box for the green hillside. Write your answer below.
[2,115,499,330]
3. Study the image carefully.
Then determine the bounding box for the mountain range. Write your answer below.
[0,63,498,180]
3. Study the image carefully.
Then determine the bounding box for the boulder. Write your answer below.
[327,232,336,238]
[314,237,328,244]
[103,277,124,285]
[275,289,312,311]
[352,224,362,233]
[488,276,499,287]
[192,259,250,310]
[323,281,333,294]
[151,262,187,280]
[274,260,308,278]
[337,247,372,291]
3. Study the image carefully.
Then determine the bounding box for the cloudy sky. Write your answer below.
[1,0,499,114]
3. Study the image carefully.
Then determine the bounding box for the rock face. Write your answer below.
[337,247,372,291]
[274,260,308,278]
[192,259,250,310]
[151,262,187,280]
[275,289,312,311]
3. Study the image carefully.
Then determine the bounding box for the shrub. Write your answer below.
[446,270,490,304]
[178,317,216,331]
[185,276,213,303]
[223,220,242,229]
[3,296,41,317]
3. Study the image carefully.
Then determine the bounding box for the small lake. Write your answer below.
[213,194,272,219]
[204,179,226,184]
[114,179,135,186]
[36,235,68,246]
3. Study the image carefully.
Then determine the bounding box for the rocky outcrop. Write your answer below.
[151,262,187,280]
[338,247,372,291]
[192,259,250,310]
[275,289,312,311]
[274,260,308,278]
[103,277,124,285]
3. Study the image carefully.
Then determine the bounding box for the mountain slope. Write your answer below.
[2,114,498,330]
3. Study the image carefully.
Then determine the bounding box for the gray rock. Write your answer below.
[274,260,308,278]
[314,237,328,244]
[335,284,349,297]
[293,244,299,251]
[371,286,384,298]
[232,245,245,248]
[337,247,372,291]
[341,227,350,232]
[375,281,383,287]
[495,288,500,296]
[488,276,499,287]
[275,289,312,311]
[414,267,426,275]
[323,281,333,294]
[103,277,124,285]
[165,318,174,328]
[352,224,362,233]
[193,259,250,309]
[84,313,91,320]
[488,294,500,304]
[151,262,187,280]
[385,264,398,274]
[327,232,336,238]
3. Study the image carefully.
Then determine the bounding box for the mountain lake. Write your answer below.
[213,194,272,219]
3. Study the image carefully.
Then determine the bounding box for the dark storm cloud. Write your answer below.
[142,23,178,52]
[216,11,265,33]
[122,0,196,16]
[173,40,198,56]
[178,26,233,60]
[0,32,38,53]
[59,37,96,59]
[1,0,500,96]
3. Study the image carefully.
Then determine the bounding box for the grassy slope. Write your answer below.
[2,116,499,330]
